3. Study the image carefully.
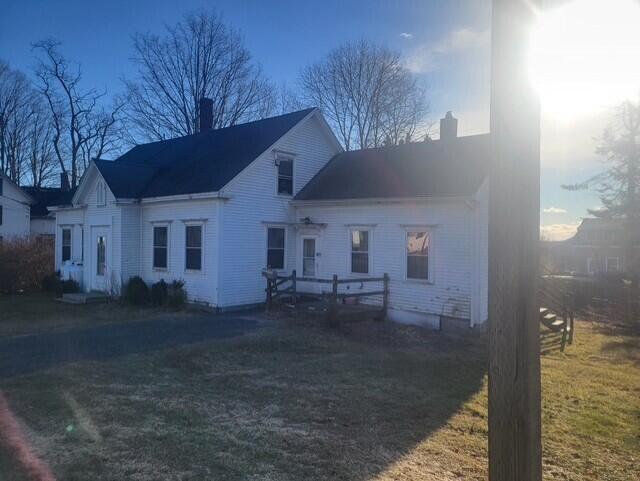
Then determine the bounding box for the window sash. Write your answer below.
[153,226,168,269]
[185,226,202,270]
[277,158,293,195]
[351,230,369,274]
[406,231,429,280]
[267,227,285,269]
[62,229,72,262]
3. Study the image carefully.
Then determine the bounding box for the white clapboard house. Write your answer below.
[52,102,488,328]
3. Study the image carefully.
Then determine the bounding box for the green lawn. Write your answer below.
[0,299,638,480]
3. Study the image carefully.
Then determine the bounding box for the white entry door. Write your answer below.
[301,235,320,278]
[91,227,109,292]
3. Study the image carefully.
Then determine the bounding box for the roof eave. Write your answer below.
[291,194,477,207]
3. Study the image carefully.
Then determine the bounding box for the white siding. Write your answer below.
[218,112,341,308]
[139,200,220,306]
[0,179,31,240]
[30,218,55,237]
[295,198,487,324]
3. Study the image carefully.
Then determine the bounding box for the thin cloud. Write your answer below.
[543,206,568,214]
[406,28,489,73]
[540,223,580,241]
[399,32,413,39]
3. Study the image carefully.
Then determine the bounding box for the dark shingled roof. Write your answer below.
[95,108,316,199]
[22,187,75,217]
[294,134,491,201]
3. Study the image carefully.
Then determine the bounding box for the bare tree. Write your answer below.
[299,40,428,150]
[0,60,31,182]
[123,10,276,143]
[26,98,57,187]
[32,39,121,187]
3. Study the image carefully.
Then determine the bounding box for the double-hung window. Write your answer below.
[267,227,285,269]
[185,225,202,271]
[62,228,72,262]
[277,156,293,196]
[406,231,429,280]
[153,226,168,269]
[351,230,369,274]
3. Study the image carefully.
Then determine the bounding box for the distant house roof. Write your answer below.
[94,108,316,199]
[294,134,491,201]
[22,187,74,217]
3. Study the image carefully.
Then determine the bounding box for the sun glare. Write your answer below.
[530,0,640,119]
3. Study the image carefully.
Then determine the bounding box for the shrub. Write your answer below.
[167,279,187,308]
[123,276,150,306]
[57,279,80,296]
[0,237,54,294]
[151,279,168,306]
[41,271,60,293]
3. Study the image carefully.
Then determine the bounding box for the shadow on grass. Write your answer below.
[2,320,489,481]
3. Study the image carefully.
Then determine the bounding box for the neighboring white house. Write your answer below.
[0,173,70,241]
[0,173,33,241]
[51,104,489,328]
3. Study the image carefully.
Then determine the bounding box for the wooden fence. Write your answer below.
[263,269,390,322]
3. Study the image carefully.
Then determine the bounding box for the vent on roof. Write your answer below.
[199,97,213,132]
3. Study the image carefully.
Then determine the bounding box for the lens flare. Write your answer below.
[530,0,640,119]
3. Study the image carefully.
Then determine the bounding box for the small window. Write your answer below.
[153,226,168,269]
[407,231,429,280]
[97,182,106,206]
[351,230,369,274]
[277,157,293,196]
[606,257,619,272]
[185,225,202,271]
[0,205,3,226]
[267,227,285,269]
[96,235,106,276]
[62,228,72,262]
[0,177,3,196]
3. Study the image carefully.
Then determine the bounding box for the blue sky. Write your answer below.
[1,0,605,238]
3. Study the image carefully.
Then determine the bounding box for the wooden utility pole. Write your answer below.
[489,1,542,480]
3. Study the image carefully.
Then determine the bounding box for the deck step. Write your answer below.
[61,292,111,304]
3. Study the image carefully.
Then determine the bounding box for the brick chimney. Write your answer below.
[439,111,458,141]
[60,172,70,192]
[199,97,213,132]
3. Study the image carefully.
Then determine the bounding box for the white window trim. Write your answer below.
[348,227,373,276]
[152,223,170,271]
[403,227,434,284]
[587,257,596,275]
[265,224,287,271]
[184,222,204,274]
[274,151,295,198]
[606,256,619,272]
[97,181,106,207]
[61,227,73,263]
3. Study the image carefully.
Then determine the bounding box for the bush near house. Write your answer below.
[0,237,54,294]
[151,279,169,306]
[123,277,187,308]
[123,276,150,306]
[167,279,186,308]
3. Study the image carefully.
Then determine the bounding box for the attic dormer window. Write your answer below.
[276,154,294,196]
[97,181,106,206]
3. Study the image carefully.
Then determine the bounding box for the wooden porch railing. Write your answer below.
[263,269,390,322]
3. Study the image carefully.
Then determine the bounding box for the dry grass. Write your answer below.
[0,293,194,337]
[0,310,638,480]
